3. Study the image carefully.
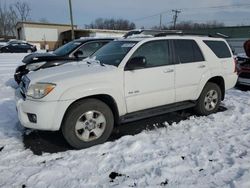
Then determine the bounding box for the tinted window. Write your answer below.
[78,42,107,58]
[174,40,204,63]
[91,41,137,66]
[54,41,82,56]
[204,40,231,58]
[131,40,170,68]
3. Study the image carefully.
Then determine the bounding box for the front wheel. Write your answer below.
[62,99,114,149]
[195,82,221,116]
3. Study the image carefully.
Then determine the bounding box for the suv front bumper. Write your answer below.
[15,88,73,131]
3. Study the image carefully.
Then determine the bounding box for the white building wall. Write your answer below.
[24,27,58,41]
[89,32,124,38]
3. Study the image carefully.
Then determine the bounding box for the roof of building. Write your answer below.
[16,21,77,28]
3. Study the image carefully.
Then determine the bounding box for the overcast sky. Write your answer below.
[4,0,250,28]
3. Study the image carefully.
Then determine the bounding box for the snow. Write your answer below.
[0,53,250,187]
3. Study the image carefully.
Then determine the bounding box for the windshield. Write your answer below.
[54,41,82,56]
[90,41,137,66]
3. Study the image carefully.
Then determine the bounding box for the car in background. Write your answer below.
[0,42,7,48]
[236,40,250,86]
[236,56,250,86]
[0,40,37,53]
[14,38,114,83]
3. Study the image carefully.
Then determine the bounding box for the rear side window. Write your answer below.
[174,40,204,63]
[203,40,231,58]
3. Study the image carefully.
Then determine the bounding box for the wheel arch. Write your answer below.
[61,94,120,129]
[198,76,225,101]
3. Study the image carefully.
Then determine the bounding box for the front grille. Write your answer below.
[239,72,250,79]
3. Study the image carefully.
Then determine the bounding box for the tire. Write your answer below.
[27,49,32,53]
[195,82,222,116]
[62,99,114,149]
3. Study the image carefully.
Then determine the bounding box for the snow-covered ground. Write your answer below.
[0,53,250,188]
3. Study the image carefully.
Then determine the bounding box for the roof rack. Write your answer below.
[123,29,182,38]
[154,32,215,37]
[123,29,229,39]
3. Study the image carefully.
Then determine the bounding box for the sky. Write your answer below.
[3,0,250,28]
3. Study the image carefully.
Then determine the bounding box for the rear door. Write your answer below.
[124,40,175,113]
[173,39,208,102]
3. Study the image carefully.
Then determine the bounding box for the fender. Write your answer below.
[58,82,127,116]
[195,72,225,100]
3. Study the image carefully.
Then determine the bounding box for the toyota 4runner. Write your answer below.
[15,35,238,149]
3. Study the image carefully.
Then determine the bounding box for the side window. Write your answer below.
[131,40,171,68]
[203,40,232,58]
[78,42,106,58]
[174,40,204,63]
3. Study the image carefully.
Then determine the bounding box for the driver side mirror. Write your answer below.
[74,50,84,58]
[125,56,147,71]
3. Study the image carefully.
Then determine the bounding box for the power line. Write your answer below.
[132,3,250,22]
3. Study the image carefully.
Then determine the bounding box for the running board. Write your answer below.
[120,101,196,124]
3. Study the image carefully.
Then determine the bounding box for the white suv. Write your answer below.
[16,36,238,149]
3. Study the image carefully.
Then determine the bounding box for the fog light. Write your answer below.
[27,113,37,123]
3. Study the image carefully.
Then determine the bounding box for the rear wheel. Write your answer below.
[62,99,114,149]
[195,82,221,116]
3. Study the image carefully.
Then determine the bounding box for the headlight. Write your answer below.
[26,61,46,71]
[27,83,56,99]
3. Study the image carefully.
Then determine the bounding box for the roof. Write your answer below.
[16,21,77,28]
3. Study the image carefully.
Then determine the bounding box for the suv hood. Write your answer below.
[22,53,66,64]
[27,61,117,84]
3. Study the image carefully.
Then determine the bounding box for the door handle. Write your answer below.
[198,65,206,68]
[163,68,174,73]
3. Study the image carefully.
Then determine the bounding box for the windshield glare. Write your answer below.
[54,41,82,56]
[90,41,137,66]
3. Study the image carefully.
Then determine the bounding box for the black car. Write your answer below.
[0,40,37,53]
[14,38,114,83]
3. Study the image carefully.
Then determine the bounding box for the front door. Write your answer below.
[124,40,175,113]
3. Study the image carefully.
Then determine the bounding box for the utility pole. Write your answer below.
[68,0,75,40]
[159,14,162,30]
[172,9,181,29]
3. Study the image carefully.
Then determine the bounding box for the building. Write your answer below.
[184,26,250,54]
[16,21,127,50]
[59,29,126,45]
[16,21,77,50]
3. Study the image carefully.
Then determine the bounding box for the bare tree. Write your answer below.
[0,1,31,36]
[0,3,17,36]
[87,18,136,30]
[14,1,31,21]
[151,20,224,30]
